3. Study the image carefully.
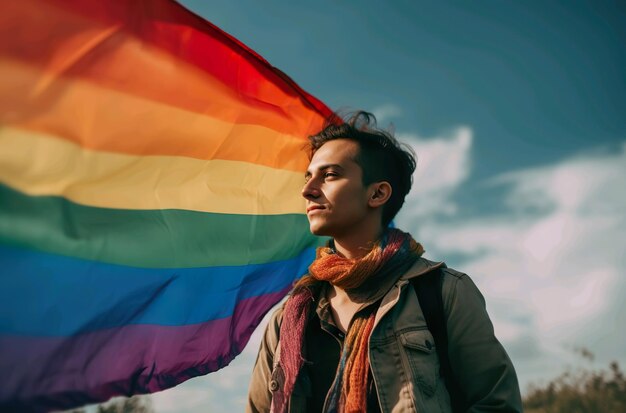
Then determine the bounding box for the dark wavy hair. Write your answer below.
[308,111,417,227]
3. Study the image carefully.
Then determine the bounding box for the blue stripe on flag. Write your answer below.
[0,243,315,336]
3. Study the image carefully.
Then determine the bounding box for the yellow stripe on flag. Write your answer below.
[0,127,307,215]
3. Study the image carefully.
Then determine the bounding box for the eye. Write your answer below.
[324,172,338,179]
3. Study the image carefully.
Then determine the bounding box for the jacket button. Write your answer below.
[269,379,279,392]
[425,340,433,350]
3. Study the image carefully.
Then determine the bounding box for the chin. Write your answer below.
[308,226,324,236]
[308,222,330,237]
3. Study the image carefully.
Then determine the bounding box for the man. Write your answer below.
[247,112,522,413]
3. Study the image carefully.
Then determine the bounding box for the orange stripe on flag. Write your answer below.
[0,59,312,171]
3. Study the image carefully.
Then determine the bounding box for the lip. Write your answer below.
[306,205,325,214]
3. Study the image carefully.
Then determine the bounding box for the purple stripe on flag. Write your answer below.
[0,288,289,412]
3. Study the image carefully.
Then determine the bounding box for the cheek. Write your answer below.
[338,191,367,212]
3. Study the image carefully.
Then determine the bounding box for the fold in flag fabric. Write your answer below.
[0,0,332,411]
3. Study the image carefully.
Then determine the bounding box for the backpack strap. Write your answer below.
[411,268,466,413]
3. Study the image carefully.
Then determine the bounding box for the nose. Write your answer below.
[302,178,320,200]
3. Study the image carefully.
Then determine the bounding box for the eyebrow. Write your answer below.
[304,163,344,178]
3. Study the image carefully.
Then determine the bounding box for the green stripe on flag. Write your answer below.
[0,183,324,268]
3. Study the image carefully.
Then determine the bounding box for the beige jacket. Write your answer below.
[247,258,523,412]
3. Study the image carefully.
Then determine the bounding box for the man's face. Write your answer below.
[302,139,371,238]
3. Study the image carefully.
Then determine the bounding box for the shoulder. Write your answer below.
[404,258,485,310]
[401,257,446,280]
[440,266,471,295]
[268,302,285,326]
[261,303,286,352]
[437,266,488,315]
[439,265,481,292]
[401,257,468,286]
[440,266,466,280]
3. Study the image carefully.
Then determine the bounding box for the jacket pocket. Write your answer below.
[399,329,440,397]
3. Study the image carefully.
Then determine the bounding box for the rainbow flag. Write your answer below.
[0,0,331,410]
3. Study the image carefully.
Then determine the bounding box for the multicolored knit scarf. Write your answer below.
[272,228,424,413]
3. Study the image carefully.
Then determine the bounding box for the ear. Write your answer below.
[368,181,392,208]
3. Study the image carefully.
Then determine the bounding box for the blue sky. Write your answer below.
[97,1,626,411]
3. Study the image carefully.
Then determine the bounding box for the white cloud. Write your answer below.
[398,126,473,217]
[151,386,213,413]
[371,103,403,124]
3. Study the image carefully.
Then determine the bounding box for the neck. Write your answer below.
[333,221,384,260]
